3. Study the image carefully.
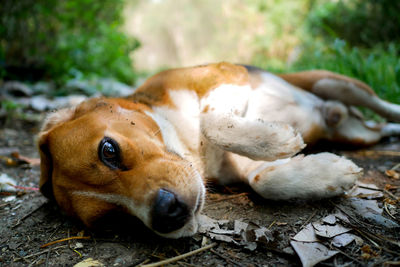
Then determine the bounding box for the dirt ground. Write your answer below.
[1,117,400,267]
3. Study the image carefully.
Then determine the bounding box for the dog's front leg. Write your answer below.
[227,152,362,200]
[200,112,305,161]
[247,153,362,199]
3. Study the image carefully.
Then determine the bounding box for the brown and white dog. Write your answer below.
[38,62,400,238]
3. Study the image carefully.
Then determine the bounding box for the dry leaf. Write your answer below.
[346,198,400,229]
[291,240,338,267]
[73,258,104,267]
[385,169,400,179]
[0,173,17,192]
[331,233,356,247]
[347,182,384,199]
[312,221,350,238]
[11,152,40,166]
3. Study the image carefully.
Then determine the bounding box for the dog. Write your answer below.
[38,62,400,238]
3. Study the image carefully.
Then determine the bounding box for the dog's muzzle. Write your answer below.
[151,188,191,233]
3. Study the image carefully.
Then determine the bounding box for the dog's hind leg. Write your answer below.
[279,70,400,122]
[222,152,362,200]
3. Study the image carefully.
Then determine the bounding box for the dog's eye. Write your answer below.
[98,137,121,169]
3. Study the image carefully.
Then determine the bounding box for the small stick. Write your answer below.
[45,247,52,267]
[300,209,318,229]
[357,185,382,191]
[208,192,248,203]
[361,150,400,157]
[268,220,276,229]
[13,245,67,262]
[40,236,91,248]
[335,247,365,265]
[384,202,397,220]
[390,163,400,171]
[141,243,217,267]
[210,248,242,266]
[12,202,45,228]
[357,185,399,200]
[135,259,150,266]
[383,189,399,201]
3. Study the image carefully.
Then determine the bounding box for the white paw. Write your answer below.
[204,118,306,161]
[249,153,362,200]
[260,124,305,160]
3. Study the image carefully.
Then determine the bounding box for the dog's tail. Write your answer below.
[279,70,400,122]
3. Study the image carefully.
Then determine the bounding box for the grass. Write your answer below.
[256,39,400,104]
[291,40,400,103]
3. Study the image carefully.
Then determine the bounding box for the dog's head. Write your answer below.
[38,98,205,238]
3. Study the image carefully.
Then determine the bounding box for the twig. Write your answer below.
[135,259,150,266]
[40,236,91,248]
[390,163,400,171]
[13,245,67,262]
[27,256,43,267]
[352,226,400,256]
[333,203,376,228]
[300,209,318,229]
[12,202,46,228]
[353,229,381,248]
[383,189,399,201]
[208,192,248,203]
[384,202,397,220]
[45,247,52,267]
[335,247,365,265]
[356,185,399,200]
[360,150,400,157]
[177,261,198,267]
[210,248,242,266]
[141,243,217,267]
[47,223,63,241]
[357,185,383,191]
[384,261,400,265]
[268,220,276,229]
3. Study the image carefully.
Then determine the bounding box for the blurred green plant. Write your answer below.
[0,100,23,113]
[307,0,400,47]
[291,40,400,103]
[252,0,400,109]
[0,0,139,84]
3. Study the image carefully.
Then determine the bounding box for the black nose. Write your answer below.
[151,189,190,233]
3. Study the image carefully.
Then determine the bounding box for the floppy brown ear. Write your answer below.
[38,132,54,199]
[38,107,76,199]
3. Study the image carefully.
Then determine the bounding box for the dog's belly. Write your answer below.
[245,72,327,143]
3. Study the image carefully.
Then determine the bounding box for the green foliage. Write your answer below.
[291,40,400,103]
[251,0,400,109]
[308,0,400,47]
[0,0,139,84]
[0,100,23,112]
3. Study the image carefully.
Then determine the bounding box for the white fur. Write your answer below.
[245,73,326,137]
[200,112,305,160]
[145,110,187,158]
[247,153,362,199]
[200,83,305,160]
[146,81,362,200]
